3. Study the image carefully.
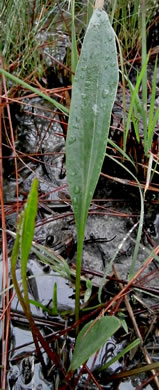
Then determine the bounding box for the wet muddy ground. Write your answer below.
[2,85,159,389]
[1,13,159,388]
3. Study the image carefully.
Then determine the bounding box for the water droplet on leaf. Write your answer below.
[73,196,77,204]
[74,185,80,194]
[102,89,109,98]
[85,81,90,88]
[69,135,76,145]
[70,170,76,177]
[92,104,99,115]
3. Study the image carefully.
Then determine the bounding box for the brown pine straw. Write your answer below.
[113,265,159,389]
[97,243,159,316]
[0,57,10,388]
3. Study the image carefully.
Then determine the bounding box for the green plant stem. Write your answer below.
[141,0,148,155]
[75,230,84,332]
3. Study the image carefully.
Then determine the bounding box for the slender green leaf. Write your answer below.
[68,316,120,372]
[52,282,58,315]
[110,0,117,25]
[30,295,58,316]
[20,179,38,270]
[96,338,140,372]
[87,0,94,24]
[123,69,143,119]
[10,213,29,315]
[20,178,38,308]
[141,0,148,155]
[31,242,75,281]
[29,299,51,313]
[84,279,92,303]
[150,106,159,141]
[0,69,69,114]
[121,319,128,334]
[10,212,23,271]
[124,55,149,151]
[131,113,140,143]
[66,8,118,324]
[148,57,158,149]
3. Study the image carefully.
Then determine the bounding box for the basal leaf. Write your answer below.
[68,316,120,372]
[66,7,118,323]
[66,8,118,238]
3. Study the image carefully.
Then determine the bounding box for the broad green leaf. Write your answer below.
[68,316,120,372]
[66,8,118,237]
[66,7,118,324]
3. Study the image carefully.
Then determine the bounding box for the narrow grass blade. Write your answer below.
[10,213,23,274]
[96,338,140,372]
[71,0,78,81]
[86,0,94,24]
[31,242,75,281]
[141,0,148,155]
[124,71,142,115]
[110,0,117,25]
[68,316,120,372]
[66,8,118,324]
[147,57,158,149]
[84,279,92,303]
[52,282,58,315]
[144,153,153,196]
[116,37,127,140]
[10,214,28,316]
[124,55,149,151]
[8,228,77,282]
[0,69,69,114]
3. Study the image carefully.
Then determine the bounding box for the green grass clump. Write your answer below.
[0,0,68,78]
[107,0,158,58]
